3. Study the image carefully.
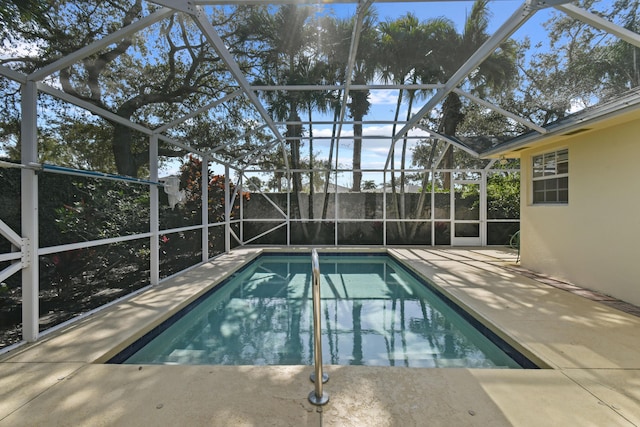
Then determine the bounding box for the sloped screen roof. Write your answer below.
[1,0,639,175]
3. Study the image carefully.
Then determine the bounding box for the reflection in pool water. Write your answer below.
[117,254,530,368]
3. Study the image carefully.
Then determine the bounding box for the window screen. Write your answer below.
[532,149,568,204]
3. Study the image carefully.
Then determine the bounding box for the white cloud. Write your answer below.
[368,89,399,105]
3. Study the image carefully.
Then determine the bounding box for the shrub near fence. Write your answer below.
[0,157,236,348]
[0,166,21,347]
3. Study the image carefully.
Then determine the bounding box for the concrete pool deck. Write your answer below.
[1,247,639,426]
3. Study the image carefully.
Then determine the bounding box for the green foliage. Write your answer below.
[361,180,377,191]
[155,156,242,274]
[173,155,242,222]
[40,174,150,247]
[13,174,153,324]
[406,180,449,194]
[456,103,523,138]
[245,176,263,191]
[487,172,520,220]
[1,1,263,177]
[30,157,237,289]
[0,0,49,42]
[514,0,640,124]
[0,164,20,240]
[2,0,636,186]
[51,180,150,242]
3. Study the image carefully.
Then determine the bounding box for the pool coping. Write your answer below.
[2,246,640,426]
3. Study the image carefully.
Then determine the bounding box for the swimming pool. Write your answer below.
[110,253,535,368]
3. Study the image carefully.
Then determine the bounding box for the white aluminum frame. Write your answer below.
[0,0,637,347]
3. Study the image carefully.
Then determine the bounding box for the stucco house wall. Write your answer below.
[519,117,640,306]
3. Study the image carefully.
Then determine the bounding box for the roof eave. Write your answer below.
[481,88,640,158]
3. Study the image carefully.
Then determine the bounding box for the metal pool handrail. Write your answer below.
[308,248,329,406]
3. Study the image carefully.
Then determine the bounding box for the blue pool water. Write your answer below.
[112,254,534,368]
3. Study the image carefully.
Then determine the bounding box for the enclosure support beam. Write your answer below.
[556,4,640,48]
[251,83,443,91]
[28,8,175,82]
[37,83,153,136]
[432,142,452,169]
[382,172,387,246]
[332,0,372,151]
[239,174,244,244]
[286,171,291,246]
[202,156,209,261]
[415,126,480,158]
[452,89,548,134]
[224,165,231,253]
[430,171,435,247]
[240,170,287,216]
[21,80,39,342]
[0,65,27,84]
[150,135,160,286]
[481,170,488,246]
[188,6,290,171]
[0,219,22,248]
[154,90,242,134]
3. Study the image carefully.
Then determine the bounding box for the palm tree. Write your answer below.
[316,15,350,220]
[426,0,518,183]
[377,13,431,235]
[346,8,378,192]
[361,180,377,191]
[404,0,518,239]
[246,4,316,227]
[298,55,332,221]
[318,9,378,194]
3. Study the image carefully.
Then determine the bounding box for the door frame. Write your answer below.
[451,175,485,246]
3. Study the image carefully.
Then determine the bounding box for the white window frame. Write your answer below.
[531,148,568,205]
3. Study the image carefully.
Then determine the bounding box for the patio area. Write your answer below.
[1,247,639,426]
